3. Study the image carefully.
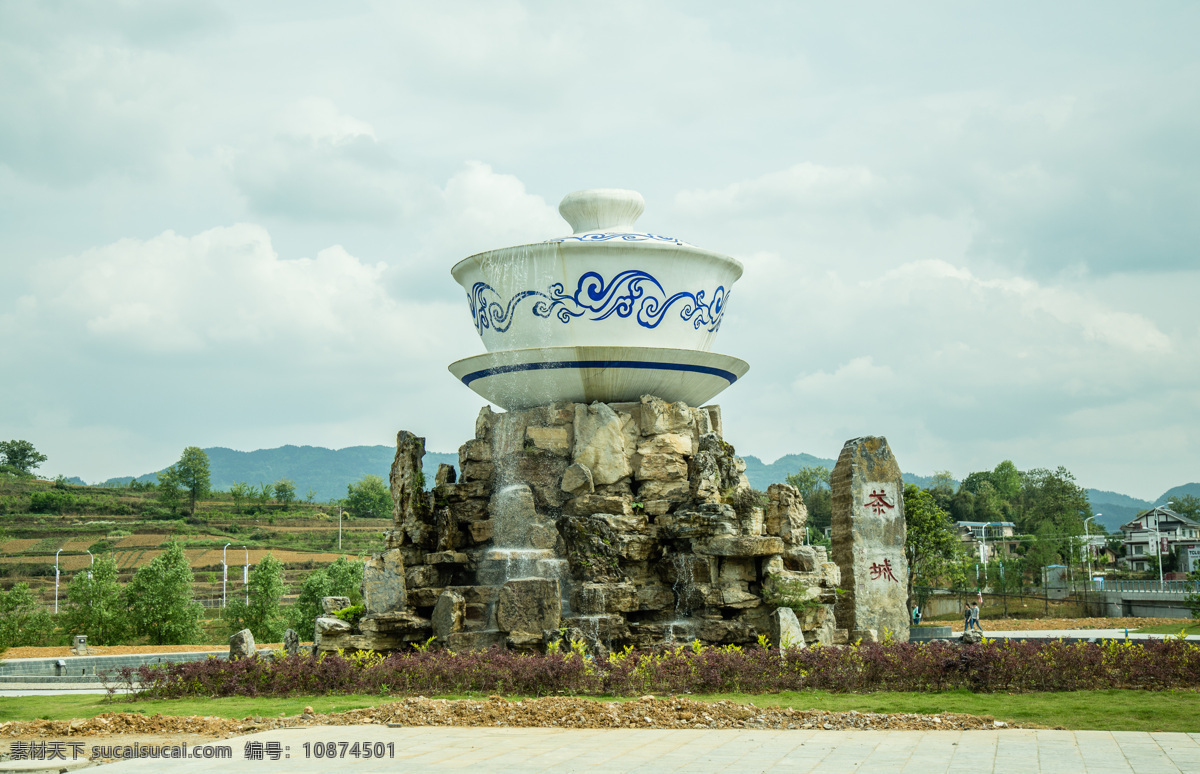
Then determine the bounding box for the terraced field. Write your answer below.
[0,477,392,607]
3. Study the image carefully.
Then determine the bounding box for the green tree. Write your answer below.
[1023,522,1064,581]
[927,470,957,512]
[1014,466,1091,535]
[344,475,392,520]
[985,557,1024,594]
[155,466,184,513]
[0,583,54,650]
[990,460,1022,502]
[0,440,48,476]
[229,482,252,514]
[273,479,296,511]
[1186,566,1200,619]
[287,556,365,637]
[64,555,129,645]
[225,553,287,641]
[1169,494,1200,520]
[785,465,832,532]
[126,541,203,645]
[174,447,211,515]
[903,483,964,612]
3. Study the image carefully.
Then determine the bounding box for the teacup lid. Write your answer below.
[548,188,685,246]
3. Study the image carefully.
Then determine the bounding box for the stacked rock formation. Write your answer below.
[315,396,846,654]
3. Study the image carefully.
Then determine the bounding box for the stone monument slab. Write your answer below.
[831,436,909,642]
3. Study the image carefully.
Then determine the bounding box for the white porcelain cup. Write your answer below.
[451,189,743,354]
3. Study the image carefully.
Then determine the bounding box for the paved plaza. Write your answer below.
[55,726,1198,773]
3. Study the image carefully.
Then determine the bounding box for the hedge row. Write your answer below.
[109,637,1200,699]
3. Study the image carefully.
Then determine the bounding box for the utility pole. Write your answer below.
[54,548,62,614]
[338,506,343,550]
[1083,515,1096,615]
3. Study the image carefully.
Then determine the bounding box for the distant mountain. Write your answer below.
[1087,488,1151,510]
[1086,485,1200,532]
[741,454,946,491]
[101,445,457,504]
[93,444,1194,524]
[741,454,836,491]
[1085,489,1151,531]
[1155,483,1200,506]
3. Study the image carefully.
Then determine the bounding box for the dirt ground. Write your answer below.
[0,696,1014,764]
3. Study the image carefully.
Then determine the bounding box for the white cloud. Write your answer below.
[29,224,459,361]
[437,161,563,252]
[874,260,1172,355]
[676,163,880,217]
[1,2,1197,499]
[278,97,377,145]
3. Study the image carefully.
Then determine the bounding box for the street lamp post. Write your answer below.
[338,506,343,551]
[86,549,94,581]
[54,548,62,614]
[1157,502,1175,589]
[1086,515,1098,577]
[222,542,231,609]
[1082,515,1096,613]
[243,546,249,606]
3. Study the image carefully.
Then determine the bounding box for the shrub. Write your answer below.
[29,490,76,514]
[112,637,1200,700]
[344,475,392,520]
[332,604,364,625]
[0,583,55,650]
[287,557,364,637]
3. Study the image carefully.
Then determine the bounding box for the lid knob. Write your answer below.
[558,188,644,234]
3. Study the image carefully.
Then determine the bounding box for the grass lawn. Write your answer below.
[2,689,1196,733]
[1134,622,1200,635]
[692,689,1199,733]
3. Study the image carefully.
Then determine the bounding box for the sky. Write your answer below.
[1,1,1197,501]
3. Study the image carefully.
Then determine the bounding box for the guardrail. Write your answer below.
[1088,579,1200,594]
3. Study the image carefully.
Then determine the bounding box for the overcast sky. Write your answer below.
[1,1,1197,501]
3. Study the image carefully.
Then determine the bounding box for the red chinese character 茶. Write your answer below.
[865,489,894,515]
[870,559,898,582]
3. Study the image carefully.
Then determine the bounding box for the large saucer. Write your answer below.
[448,346,750,411]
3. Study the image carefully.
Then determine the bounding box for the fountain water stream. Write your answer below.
[666,552,700,643]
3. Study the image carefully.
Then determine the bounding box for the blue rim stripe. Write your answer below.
[461,359,739,386]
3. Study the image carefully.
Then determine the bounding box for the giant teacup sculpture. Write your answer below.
[449,188,748,407]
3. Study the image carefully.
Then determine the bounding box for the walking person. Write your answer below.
[963,604,971,632]
[969,602,983,632]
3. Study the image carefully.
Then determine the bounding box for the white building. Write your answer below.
[1119,506,1200,572]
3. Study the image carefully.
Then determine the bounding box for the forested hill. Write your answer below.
[1083,484,1200,531]
[740,454,942,492]
[99,445,947,506]
[100,445,457,504]
[1157,483,1200,506]
[1086,489,1152,531]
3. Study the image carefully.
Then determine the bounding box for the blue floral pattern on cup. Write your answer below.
[469,270,729,335]
[545,232,683,245]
